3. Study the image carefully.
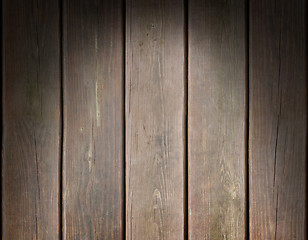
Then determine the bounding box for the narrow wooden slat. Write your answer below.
[249,0,307,238]
[126,0,185,239]
[2,0,60,239]
[62,0,124,239]
[188,0,247,239]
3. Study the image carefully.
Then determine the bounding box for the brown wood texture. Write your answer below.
[126,0,185,239]
[188,0,247,239]
[62,0,124,239]
[2,0,61,239]
[249,0,307,239]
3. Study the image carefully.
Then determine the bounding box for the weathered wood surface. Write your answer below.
[2,0,61,239]
[126,0,186,239]
[249,0,307,238]
[62,0,124,239]
[188,0,247,239]
[2,1,307,239]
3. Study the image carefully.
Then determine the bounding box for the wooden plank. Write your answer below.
[188,0,247,239]
[126,0,185,239]
[62,0,124,239]
[249,0,307,238]
[2,0,61,239]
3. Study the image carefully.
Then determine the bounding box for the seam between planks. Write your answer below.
[305,4,307,238]
[59,0,64,238]
[1,0,3,237]
[184,0,189,239]
[123,0,126,239]
[246,0,250,238]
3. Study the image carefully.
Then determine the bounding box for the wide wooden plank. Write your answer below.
[249,0,307,239]
[126,0,185,239]
[188,0,247,239]
[63,0,124,239]
[2,0,61,239]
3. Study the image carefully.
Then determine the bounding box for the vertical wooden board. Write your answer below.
[126,0,185,239]
[188,0,247,239]
[2,0,60,239]
[249,0,307,239]
[63,0,124,239]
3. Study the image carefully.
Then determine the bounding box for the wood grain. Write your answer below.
[126,0,185,239]
[2,0,61,239]
[188,0,247,239]
[249,0,307,239]
[62,0,124,239]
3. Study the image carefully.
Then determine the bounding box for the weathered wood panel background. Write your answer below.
[2,0,307,239]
